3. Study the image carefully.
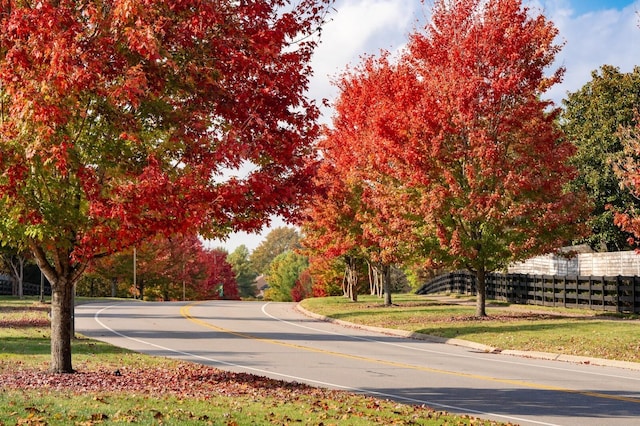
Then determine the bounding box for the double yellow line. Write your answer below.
[181,301,640,405]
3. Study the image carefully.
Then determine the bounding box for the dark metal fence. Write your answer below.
[416,270,640,314]
[0,279,51,297]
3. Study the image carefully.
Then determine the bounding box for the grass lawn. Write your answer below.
[300,294,640,363]
[0,296,505,425]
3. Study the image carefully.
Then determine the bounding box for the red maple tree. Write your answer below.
[395,0,590,316]
[301,162,367,301]
[0,0,331,372]
[310,0,589,316]
[130,234,209,301]
[197,248,239,301]
[302,54,425,303]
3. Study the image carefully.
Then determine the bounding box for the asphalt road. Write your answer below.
[75,300,640,426]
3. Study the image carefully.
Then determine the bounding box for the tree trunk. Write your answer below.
[368,263,386,298]
[50,278,74,373]
[345,256,358,302]
[382,264,392,306]
[341,268,348,298]
[367,261,375,295]
[18,258,24,299]
[8,255,25,299]
[475,268,487,317]
[39,269,45,303]
[31,244,86,374]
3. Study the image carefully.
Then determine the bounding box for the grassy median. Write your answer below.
[0,297,506,425]
[300,294,640,363]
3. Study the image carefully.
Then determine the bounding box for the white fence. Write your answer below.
[508,251,640,277]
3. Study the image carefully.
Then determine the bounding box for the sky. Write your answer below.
[208,0,640,254]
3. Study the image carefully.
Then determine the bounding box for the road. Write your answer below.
[75,300,640,426]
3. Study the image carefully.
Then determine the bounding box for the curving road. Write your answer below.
[75,300,640,426]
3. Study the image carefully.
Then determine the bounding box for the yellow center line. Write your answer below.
[181,302,640,404]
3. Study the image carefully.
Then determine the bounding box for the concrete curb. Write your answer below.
[295,303,640,371]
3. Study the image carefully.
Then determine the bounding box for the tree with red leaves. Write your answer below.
[316,0,589,317]
[291,269,313,302]
[301,163,369,302]
[0,0,332,373]
[130,233,208,301]
[395,0,590,316]
[198,249,239,300]
[612,120,640,245]
[80,233,223,300]
[302,53,423,304]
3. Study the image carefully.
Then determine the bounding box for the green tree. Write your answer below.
[250,227,301,275]
[562,65,640,251]
[264,250,308,302]
[226,245,258,298]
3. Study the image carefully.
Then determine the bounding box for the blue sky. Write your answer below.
[211,0,640,253]
[569,0,635,14]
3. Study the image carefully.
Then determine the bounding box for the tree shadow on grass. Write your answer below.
[414,316,596,339]
[0,336,132,356]
[0,336,51,355]
[328,306,476,322]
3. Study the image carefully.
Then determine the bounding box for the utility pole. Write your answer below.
[39,269,44,303]
[133,247,137,298]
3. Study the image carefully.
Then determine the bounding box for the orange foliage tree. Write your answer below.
[302,54,418,304]
[612,121,640,245]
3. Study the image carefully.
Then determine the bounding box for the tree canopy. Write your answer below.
[250,227,301,275]
[301,55,413,304]
[563,65,640,251]
[264,250,308,302]
[0,0,332,373]
[226,245,258,298]
[304,0,589,316]
[401,0,588,316]
[200,248,239,300]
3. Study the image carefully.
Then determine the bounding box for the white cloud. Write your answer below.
[205,216,290,254]
[308,0,421,123]
[541,0,640,104]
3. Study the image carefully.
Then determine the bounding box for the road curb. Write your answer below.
[295,303,640,371]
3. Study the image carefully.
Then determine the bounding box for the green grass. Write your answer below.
[0,389,455,426]
[0,296,505,425]
[300,294,640,363]
[0,297,156,372]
